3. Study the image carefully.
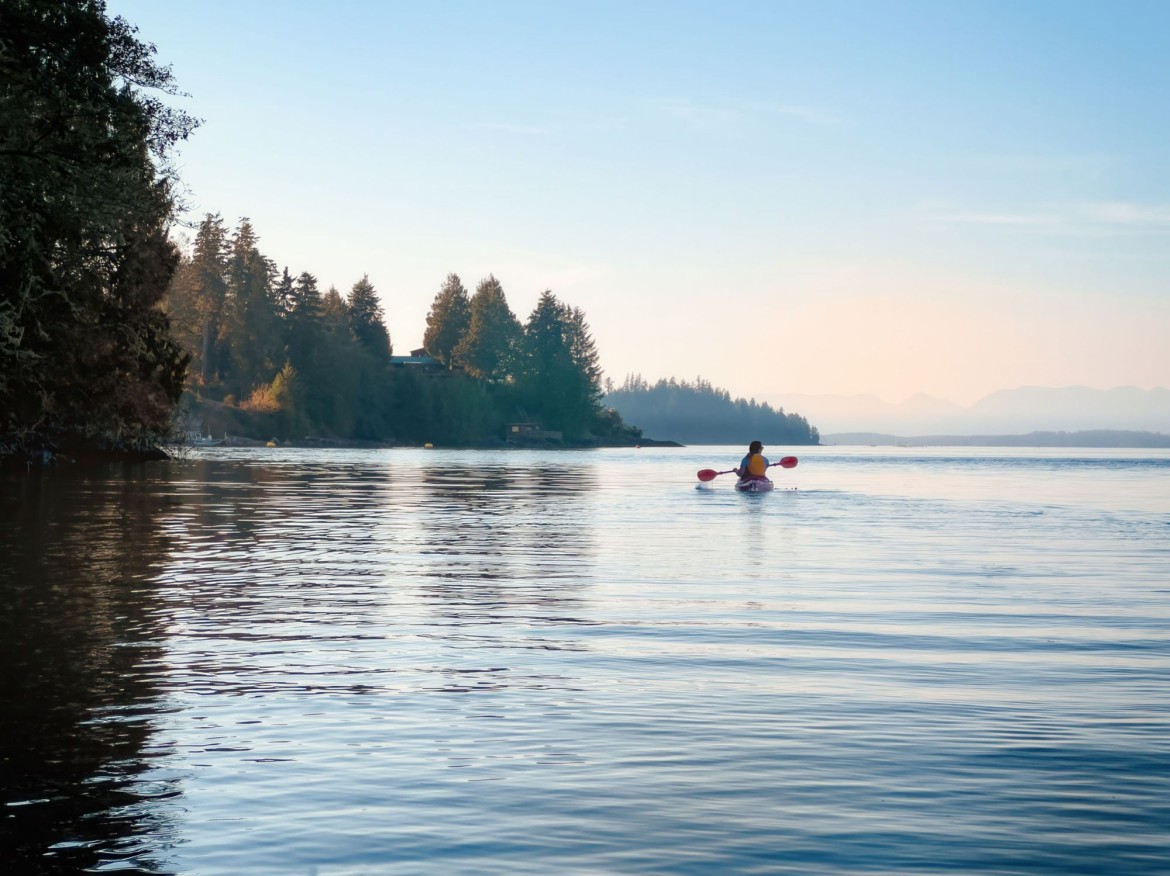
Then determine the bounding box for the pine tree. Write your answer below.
[519,290,575,428]
[163,213,228,385]
[192,215,229,383]
[566,306,603,408]
[285,272,325,429]
[273,267,297,322]
[518,293,605,437]
[423,273,471,368]
[317,286,359,434]
[288,273,324,329]
[164,250,207,374]
[222,219,279,397]
[347,274,391,358]
[453,275,520,382]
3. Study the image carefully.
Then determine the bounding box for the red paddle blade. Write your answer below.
[778,456,798,468]
[697,469,718,482]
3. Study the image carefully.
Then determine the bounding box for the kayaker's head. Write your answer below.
[749,440,763,454]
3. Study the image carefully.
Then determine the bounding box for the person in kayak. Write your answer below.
[735,440,770,482]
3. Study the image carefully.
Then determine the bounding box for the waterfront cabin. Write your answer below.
[389,348,441,370]
[506,422,563,443]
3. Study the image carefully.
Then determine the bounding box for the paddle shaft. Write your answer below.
[697,456,797,481]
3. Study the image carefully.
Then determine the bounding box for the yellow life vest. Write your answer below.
[747,453,767,477]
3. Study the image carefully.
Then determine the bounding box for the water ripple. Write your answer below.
[2,448,1168,873]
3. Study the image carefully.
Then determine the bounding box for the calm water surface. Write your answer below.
[2,447,1169,874]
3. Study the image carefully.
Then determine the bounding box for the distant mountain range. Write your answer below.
[820,430,1170,448]
[760,386,1170,436]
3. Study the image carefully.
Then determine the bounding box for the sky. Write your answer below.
[108,0,1169,406]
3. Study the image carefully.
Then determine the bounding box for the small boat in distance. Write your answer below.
[185,429,224,447]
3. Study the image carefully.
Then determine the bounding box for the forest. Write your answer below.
[604,375,820,446]
[0,1,810,460]
[0,0,634,459]
[164,216,637,446]
[1,0,198,461]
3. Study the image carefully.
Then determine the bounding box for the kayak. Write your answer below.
[735,478,774,493]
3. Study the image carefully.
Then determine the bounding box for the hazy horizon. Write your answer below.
[758,384,1170,435]
[762,382,1170,408]
[110,0,1169,407]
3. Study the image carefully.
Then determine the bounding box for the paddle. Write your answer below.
[697,455,798,482]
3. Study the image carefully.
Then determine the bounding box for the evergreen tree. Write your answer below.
[269,362,307,436]
[519,291,576,429]
[321,285,348,323]
[566,307,602,397]
[163,213,227,385]
[222,219,279,397]
[317,285,359,434]
[273,267,297,322]
[1,0,199,456]
[163,250,207,374]
[285,272,325,429]
[453,275,520,382]
[564,305,605,435]
[344,279,395,438]
[423,273,471,368]
[347,274,391,358]
[518,293,606,437]
[288,272,324,335]
[190,214,229,383]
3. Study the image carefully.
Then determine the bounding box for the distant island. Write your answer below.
[823,430,1170,448]
[605,375,820,446]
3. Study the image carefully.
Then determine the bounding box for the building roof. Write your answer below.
[389,353,439,366]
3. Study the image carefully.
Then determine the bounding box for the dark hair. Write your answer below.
[749,440,763,453]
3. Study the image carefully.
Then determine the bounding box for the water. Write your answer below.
[2,447,1169,874]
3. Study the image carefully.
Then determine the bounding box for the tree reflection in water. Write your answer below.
[0,469,181,874]
[0,452,604,872]
[414,462,597,631]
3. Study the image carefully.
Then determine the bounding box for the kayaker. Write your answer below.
[735,440,770,482]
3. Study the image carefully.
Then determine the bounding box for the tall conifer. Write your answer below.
[273,268,297,322]
[423,273,471,368]
[347,275,391,358]
[223,219,279,396]
[453,275,520,382]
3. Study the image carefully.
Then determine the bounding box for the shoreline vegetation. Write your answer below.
[2,2,197,471]
[2,3,689,469]
[180,398,683,451]
[164,243,647,452]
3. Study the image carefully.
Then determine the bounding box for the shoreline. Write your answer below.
[2,436,686,470]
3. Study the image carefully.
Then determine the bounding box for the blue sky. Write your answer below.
[110,0,1169,404]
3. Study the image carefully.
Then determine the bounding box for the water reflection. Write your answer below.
[9,450,1164,873]
[0,469,180,874]
[414,463,596,626]
[148,457,601,699]
[119,454,606,872]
